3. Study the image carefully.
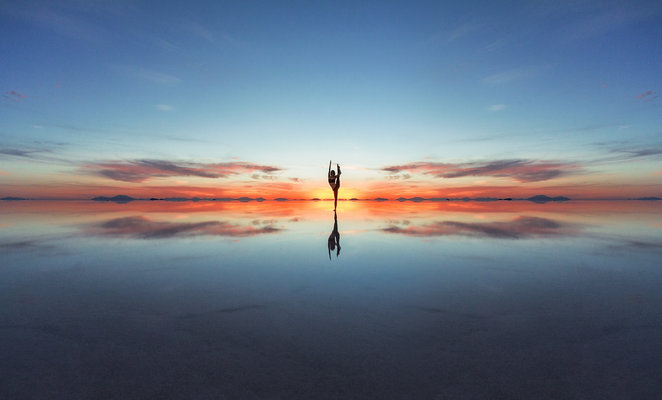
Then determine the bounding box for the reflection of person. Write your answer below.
[328,160,341,211]
[328,211,341,260]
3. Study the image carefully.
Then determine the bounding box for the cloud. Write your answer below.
[0,148,40,157]
[382,216,575,239]
[288,177,302,183]
[112,65,181,85]
[487,104,507,112]
[385,173,411,181]
[635,90,658,102]
[84,159,282,182]
[623,148,662,157]
[482,65,550,85]
[251,174,278,180]
[605,147,662,161]
[0,144,73,165]
[91,216,281,239]
[185,22,216,44]
[381,159,578,183]
[154,104,174,111]
[0,239,57,254]
[5,90,27,101]
[447,22,479,43]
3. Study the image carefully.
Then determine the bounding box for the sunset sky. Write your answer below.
[1,0,661,200]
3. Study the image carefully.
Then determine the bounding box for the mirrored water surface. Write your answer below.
[1,200,661,399]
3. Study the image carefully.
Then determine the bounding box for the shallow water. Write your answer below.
[1,200,661,399]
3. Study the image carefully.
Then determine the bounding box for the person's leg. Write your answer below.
[333,188,338,211]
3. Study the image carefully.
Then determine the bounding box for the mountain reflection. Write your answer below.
[91,216,281,239]
[382,216,575,239]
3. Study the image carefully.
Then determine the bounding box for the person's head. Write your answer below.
[329,170,336,177]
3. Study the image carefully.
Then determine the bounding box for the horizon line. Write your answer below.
[3,195,661,202]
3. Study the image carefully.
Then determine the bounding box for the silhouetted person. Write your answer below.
[328,160,341,211]
[328,211,341,260]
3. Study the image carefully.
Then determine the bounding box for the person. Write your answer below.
[328,211,341,260]
[328,160,341,211]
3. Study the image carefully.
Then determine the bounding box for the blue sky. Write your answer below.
[1,0,661,199]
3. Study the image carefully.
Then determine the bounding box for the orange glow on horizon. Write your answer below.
[2,176,660,200]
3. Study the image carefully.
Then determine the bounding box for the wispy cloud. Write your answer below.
[385,173,411,181]
[0,239,56,253]
[90,216,281,239]
[184,22,216,44]
[182,21,249,51]
[0,143,72,165]
[483,65,550,85]
[5,90,27,102]
[621,148,662,158]
[487,104,507,112]
[635,90,658,102]
[382,216,575,239]
[0,148,42,158]
[447,22,480,43]
[112,65,181,85]
[251,174,278,180]
[601,146,662,162]
[154,104,174,111]
[84,159,282,183]
[381,159,578,183]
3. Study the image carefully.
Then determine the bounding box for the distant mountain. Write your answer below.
[373,197,388,201]
[92,195,135,203]
[274,198,288,201]
[474,197,499,202]
[1,196,27,201]
[527,195,570,203]
[635,196,661,201]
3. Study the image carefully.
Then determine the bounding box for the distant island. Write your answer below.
[635,196,661,201]
[83,194,581,203]
[1,196,27,201]
[527,195,570,203]
[92,195,135,203]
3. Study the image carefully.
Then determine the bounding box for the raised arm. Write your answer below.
[337,164,341,176]
[328,160,332,175]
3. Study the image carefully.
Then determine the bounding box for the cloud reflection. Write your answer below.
[91,216,281,239]
[382,216,575,239]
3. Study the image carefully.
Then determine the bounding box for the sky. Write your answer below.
[1,0,661,200]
